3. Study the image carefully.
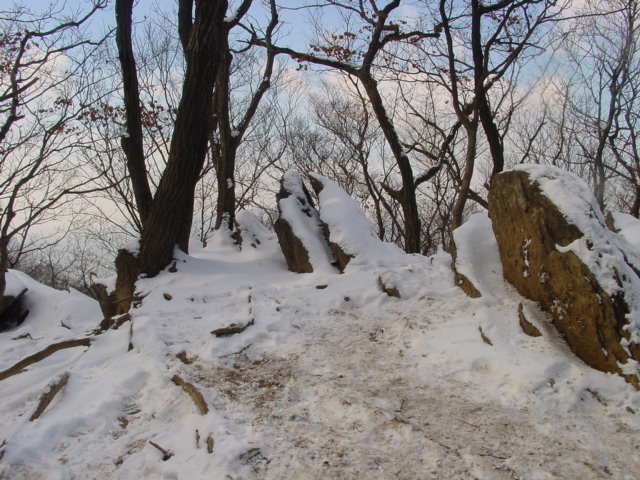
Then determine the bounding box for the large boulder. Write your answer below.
[274,171,336,273]
[488,165,640,387]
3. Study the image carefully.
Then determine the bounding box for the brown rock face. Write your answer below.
[489,169,640,387]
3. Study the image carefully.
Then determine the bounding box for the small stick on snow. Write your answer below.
[171,375,209,415]
[0,439,6,461]
[211,319,255,337]
[195,429,200,449]
[127,320,134,352]
[148,441,173,461]
[30,372,70,421]
[219,343,252,358]
[478,326,493,346]
[206,434,214,454]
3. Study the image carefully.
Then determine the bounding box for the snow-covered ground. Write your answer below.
[1,213,639,479]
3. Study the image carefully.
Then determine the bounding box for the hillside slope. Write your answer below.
[1,214,639,479]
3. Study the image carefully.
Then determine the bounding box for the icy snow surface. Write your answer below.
[1,213,639,479]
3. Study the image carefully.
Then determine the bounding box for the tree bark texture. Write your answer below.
[138,0,228,276]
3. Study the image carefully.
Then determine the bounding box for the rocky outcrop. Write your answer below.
[489,166,640,387]
[274,172,336,273]
[0,288,29,332]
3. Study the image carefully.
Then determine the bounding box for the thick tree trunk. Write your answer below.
[115,0,153,225]
[137,0,228,276]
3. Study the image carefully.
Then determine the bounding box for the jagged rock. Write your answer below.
[0,288,29,332]
[489,165,640,387]
[274,172,336,273]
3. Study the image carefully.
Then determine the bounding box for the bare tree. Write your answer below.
[560,0,640,211]
[0,1,107,313]
[261,0,442,253]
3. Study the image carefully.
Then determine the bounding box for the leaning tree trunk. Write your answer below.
[471,0,505,182]
[137,1,227,277]
[115,0,153,224]
[360,75,420,254]
[451,121,478,229]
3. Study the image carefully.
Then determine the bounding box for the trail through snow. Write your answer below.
[1,213,639,479]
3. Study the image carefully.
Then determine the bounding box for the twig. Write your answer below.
[148,440,173,461]
[478,326,493,346]
[0,439,6,461]
[171,375,209,415]
[206,433,214,454]
[30,372,70,421]
[219,343,252,359]
[211,319,255,337]
[10,332,33,340]
[0,338,91,381]
[60,320,71,330]
[195,429,200,449]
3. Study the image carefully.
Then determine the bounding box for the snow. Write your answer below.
[310,173,408,270]
[513,164,640,363]
[1,209,640,479]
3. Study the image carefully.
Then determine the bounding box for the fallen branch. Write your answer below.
[171,375,209,415]
[30,372,70,421]
[211,319,255,337]
[148,440,173,461]
[0,338,91,381]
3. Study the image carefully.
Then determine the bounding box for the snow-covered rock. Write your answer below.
[309,173,406,272]
[489,165,640,388]
[273,171,336,273]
